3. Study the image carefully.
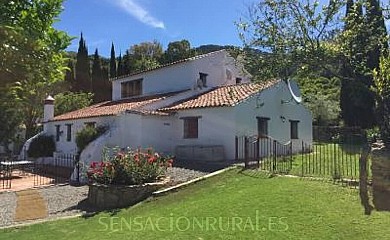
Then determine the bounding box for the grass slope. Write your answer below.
[1,169,389,240]
[290,143,365,179]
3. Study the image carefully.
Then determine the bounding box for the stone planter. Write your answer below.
[88,178,169,209]
[371,143,390,211]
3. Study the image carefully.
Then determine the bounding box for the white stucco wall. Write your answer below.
[44,116,116,154]
[111,50,250,101]
[171,108,236,160]
[139,116,175,154]
[235,81,312,153]
[112,113,142,149]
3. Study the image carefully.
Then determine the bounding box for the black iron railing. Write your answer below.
[235,135,293,173]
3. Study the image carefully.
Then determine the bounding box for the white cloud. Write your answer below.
[112,0,165,29]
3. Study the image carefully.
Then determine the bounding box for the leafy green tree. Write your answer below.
[75,33,91,92]
[54,92,93,116]
[126,41,163,72]
[373,54,390,142]
[0,90,23,152]
[237,0,344,80]
[133,56,161,72]
[162,40,194,63]
[237,0,388,128]
[130,40,163,60]
[110,42,117,78]
[122,49,133,75]
[0,0,71,138]
[297,74,341,126]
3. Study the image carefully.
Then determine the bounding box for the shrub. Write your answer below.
[87,147,173,185]
[366,127,380,143]
[27,135,55,158]
[75,125,107,153]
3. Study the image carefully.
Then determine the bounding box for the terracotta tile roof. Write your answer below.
[51,93,178,122]
[111,50,226,81]
[50,80,279,122]
[160,80,279,111]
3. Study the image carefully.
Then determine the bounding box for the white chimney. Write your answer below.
[43,95,55,124]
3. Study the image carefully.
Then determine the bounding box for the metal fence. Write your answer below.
[235,135,293,173]
[33,153,78,187]
[1,153,79,190]
[299,126,367,184]
[235,126,369,185]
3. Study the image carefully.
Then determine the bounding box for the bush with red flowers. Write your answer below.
[87,147,173,185]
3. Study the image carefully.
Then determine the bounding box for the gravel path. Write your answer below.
[0,166,211,227]
[0,192,17,227]
[39,185,90,219]
[166,167,208,184]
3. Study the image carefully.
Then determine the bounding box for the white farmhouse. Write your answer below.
[29,50,312,167]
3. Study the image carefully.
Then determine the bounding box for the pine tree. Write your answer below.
[64,59,75,91]
[109,42,117,78]
[75,33,91,92]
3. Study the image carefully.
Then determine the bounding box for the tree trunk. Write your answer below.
[359,144,373,215]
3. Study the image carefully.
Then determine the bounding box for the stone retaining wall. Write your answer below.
[371,145,390,211]
[88,179,168,209]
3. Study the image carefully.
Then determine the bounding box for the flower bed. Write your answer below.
[87,147,173,209]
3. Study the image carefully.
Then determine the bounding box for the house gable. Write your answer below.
[111,50,251,101]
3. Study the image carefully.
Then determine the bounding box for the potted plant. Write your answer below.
[87,147,173,209]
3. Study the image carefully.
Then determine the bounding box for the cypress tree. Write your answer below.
[91,48,108,103]
[75,33,91,92]
[102,66,112,101]
[346,0,354,21]
[117,52,124,76]
[366,0,388,70]
[340,0,376,128]
[109,42,117,78]
[64,59,75,91]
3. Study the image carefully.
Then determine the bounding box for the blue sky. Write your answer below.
[55,0,254,57]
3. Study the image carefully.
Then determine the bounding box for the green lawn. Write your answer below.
[1,168,389,240]
[289,143,366,179]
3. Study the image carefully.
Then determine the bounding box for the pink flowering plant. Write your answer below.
[87,147,173,185]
